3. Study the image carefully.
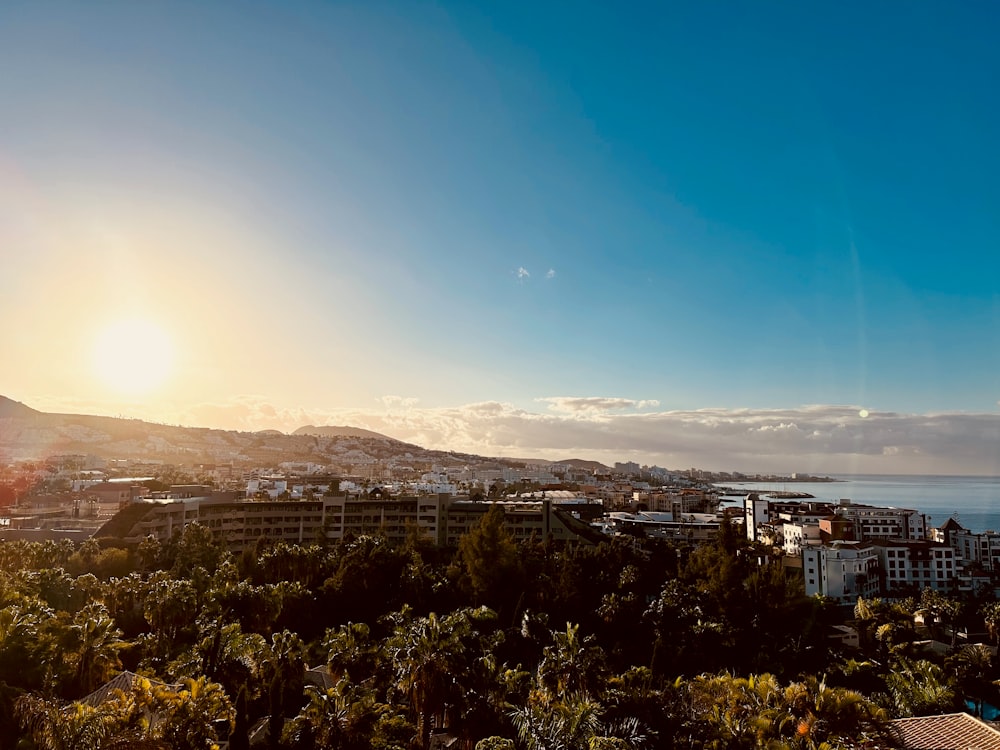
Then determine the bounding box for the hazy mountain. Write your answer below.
[0,396,517,471]
[293,425,394,440]
[556,458,612,472]
[0,396,40,419]
[507,457,610,472]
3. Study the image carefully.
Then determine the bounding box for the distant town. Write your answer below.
[0,429,990,609]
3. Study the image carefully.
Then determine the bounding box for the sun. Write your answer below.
[91,318,175,396]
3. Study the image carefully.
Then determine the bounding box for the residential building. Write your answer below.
[935,519,1000,572]
[744,494,770,542]
[802,543,880,604]
[96,494,598,550]
[783,521,822,556]
[833,500,926,542]
[872,539,957,593]
[747,495,926,547]
[606,511,720,545]
[634,489,713,515]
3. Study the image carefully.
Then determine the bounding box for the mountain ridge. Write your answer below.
[293,424,394,440]
[0,395,41,419]
[0,396,519,471]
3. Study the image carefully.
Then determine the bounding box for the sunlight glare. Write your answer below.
[91,318,174,396]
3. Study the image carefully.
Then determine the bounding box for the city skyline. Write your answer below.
[3,3,999,475]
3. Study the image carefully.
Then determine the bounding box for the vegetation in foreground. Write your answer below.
[0,509,997,749]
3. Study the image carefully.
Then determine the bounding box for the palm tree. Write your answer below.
[0,603,50,690]
[510,692,604,750]
[388,607,501,750]
[15,691,169,750]
[151,676,235,750]
[324,622,379,684]
[143,576,199,660]
[884,658,960,717]
[784,674,892,748]
[853,596,888,657]
[285,679,383,750]
[71,603,128,696]
[256,630,305,749]
[982,601,1000,644]
[918,588,961,649]
[174,620,268,703]
[390,610,466,750]
[16,694,109,750]
[537,623,609,700]
[951,643,995,718]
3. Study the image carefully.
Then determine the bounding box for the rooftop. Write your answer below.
[890,712,1000,749]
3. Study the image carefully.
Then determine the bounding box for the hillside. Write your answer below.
[0,396,40,419]
[293,424,393,440]
[0,396,517,471]
[508,456,611,472]
[557,458,612,472]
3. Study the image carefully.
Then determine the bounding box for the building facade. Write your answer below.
[802,543,881,604]
[871,539,957,593]
[99,494,596,550]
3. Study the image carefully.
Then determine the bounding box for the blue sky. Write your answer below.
[3,2,999,472]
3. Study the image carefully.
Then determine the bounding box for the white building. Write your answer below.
[783,521,823,556]
[802,543,881,604]
[944,524,1000,572]
[744,494,770,542]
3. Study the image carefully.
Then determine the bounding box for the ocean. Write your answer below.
[715,474,1000,534]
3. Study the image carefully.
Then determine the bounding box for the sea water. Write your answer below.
[715,474,1000,534]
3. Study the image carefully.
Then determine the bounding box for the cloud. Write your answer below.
[546,268,556,279]
[516,267,530,280]
[325,403,1000,476]
[99,395,1000,476]
[539,397,661,413]
[380,395,419,410]
[178,395,317,433]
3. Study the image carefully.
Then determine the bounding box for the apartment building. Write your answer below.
[634,489,712,515]
[933,518,1000,572]
[799,539,958,602]
[783,521,823,556]
[747,496,926,547]
[605,511,720,544]
[871,539,957,593]
[745,495,836,542]
[441,498,589,546]
[324,494,450,546]
[97,494,596,550]
[833,501,926,542]
[802,542,881,604]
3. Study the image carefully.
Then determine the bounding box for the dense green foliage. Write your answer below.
[0,517,996,749]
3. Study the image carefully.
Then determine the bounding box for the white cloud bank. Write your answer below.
[164,397,1000,476]
[23,394,1000,475]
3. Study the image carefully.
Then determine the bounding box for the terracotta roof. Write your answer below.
[891,712,1000,749]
